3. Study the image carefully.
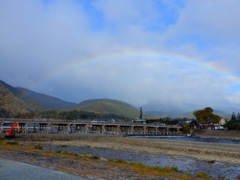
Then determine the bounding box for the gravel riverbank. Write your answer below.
[1,132,240,179]
[14,132,240,164]
[0,137,203,180]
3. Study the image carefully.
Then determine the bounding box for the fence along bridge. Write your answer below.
[0,118,181,135]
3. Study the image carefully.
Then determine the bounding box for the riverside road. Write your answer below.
[0,158,84,180]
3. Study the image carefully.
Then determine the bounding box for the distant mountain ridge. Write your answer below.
[144,111,178,118]
[16,87,77,110]
[75,99,140,119]
[0,80,233,119]
[145,109,231,119]
[0,80,78,117]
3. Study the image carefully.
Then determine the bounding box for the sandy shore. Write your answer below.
[14,133,240,164]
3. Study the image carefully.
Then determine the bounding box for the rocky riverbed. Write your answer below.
[1,131,240,179]
[15,132,240,164]
[0,137,202,180]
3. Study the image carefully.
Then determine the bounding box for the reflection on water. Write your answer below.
[44,145,240,179]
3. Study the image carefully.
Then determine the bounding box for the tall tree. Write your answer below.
[193,107,220,124]
[237,113,240,120]
[231,112,237,121]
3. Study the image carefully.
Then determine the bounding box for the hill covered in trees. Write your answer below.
[0,81,42,117]
[75,99,140,119]
[0,80,141,119]
[0,80,79,117]
[16,87,77,110]
[0,80,232,120]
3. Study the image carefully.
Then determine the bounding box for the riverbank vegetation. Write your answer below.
[193,107,220,124]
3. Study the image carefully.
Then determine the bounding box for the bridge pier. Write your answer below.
[67,124,73,133]
[75,124,88,132]
[19,123,28,133]
[57,124,70,133]
[133,126,145,134]
[39,123,49,133]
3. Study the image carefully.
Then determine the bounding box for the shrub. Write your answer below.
[109,158,126,163]
[130,162,145,167]
[90,155,100,159]
[54,150,62,154]
[182,124,190,134]
[225,121,240,130]
[171,166,180,172]
[34,145,43,150]
[5,141,19,145]
[196,172,210,178]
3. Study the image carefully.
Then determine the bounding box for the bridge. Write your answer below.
[0,118,182,135]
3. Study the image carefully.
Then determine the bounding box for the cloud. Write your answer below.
[93,0,160,26]
[167,0,240,41]
[164,0,240,67]
[0,0,240,112]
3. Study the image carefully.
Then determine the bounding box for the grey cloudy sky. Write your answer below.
[1,0,240,112]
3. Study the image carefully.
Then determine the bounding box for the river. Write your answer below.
[131,135,240,144]
[44,136,240,179]
[3,125,240,179]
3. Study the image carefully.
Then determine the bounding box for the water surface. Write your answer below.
[45,145,240,179]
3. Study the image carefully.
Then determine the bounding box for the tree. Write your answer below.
[182,124,190,134]
[225,121,240,130]
[193,107,220,124]
[231,112,237,121]
[237,113,240,120]
[204,107,213,113]
[190,120,199,128]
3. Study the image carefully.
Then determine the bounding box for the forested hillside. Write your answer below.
[75,99,140,119]
[0,83,41,117]
[16,87,77,109]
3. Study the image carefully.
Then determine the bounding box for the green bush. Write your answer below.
[171,166,180,172]
[225,122,240,130]
[90,155,100,159]
[54,150,62,154]
[109,158,126,163]
[182,124,190,134]
[5,141,19,145]
[34,145,43,150]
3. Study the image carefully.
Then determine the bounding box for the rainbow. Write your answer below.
[31,50,240,90]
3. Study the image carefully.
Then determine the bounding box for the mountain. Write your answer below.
[0,80,78,118]
[142,101,200,114]
[0,81,42,116]
[213,110,231,119]
[145,109,231,119]
[172,110,231,119]
[0,79,234,119]
[216,106,240,114]
[75,99,140,119]
[145,111,178,118]
[16,87,77,110]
